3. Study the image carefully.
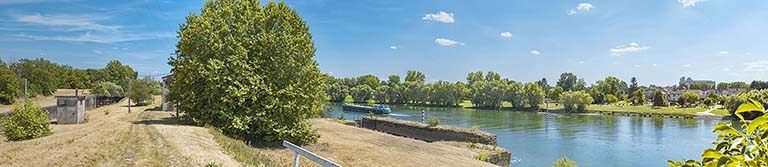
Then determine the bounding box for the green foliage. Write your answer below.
[605,94,619,104]
[561,91,593,112]
[130,76,159,106]
[552,156,578,167]
[169,0,322,145]
[470,80,506,109]
[557,72,578,91]
[374,85,389,103]
[427,117,441,127]
[524,82,546,110]
[325,82,349,102]
[405,70,426,82]
[682,92,700,108]
[59,66,92,89]
[629,88,647,106]
[505,81,525,109]
[466,71,484,86]
[477,151,489,161]
[667,97,767,166]
[0,60,20,104]
[350,85,374,103]
[549,86,564,102]
[0,102,51,141]
[12,58,65,96]
[103,60,137,92]
[593,76,628,102]
[91,82,124,97]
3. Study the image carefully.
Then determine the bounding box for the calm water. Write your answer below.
[327,103,725,167]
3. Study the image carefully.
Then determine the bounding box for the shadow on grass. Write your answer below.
[143,106,163,112]
[131,116,186,126]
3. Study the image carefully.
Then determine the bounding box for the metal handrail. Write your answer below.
[282,140,341,167]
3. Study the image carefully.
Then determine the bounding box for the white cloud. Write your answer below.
[744,61,768,72]
[679,0,706,7]
[389,46,399,50]
[13,13,121,32]
[567,3,594,15]
[434,38,463,46]
[609,42,649,56]
[14,31,174,43]
[500,32,512,38]
[652,64,658,66]
[579,61,585,64]
[682,64,692,68]
[722,68,731,72]
[530,50,541,56]
[577,3,594,11]
[422,11,455,23]
[634,64,641,68]
[719,51,729,55]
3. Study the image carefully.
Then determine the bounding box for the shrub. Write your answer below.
[427,117,441,127]
[653,90,669,107]
[552,156,578,167]
[0,102,51,141]
[477,151,489,161]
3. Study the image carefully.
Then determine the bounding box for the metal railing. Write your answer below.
[282,140,341,167]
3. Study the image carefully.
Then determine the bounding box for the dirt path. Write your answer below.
[0,96,241,167]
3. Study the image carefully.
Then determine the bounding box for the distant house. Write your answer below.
[719,88,749,96]
[161,74,175,111]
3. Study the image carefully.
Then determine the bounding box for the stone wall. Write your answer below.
[360,117,497,146]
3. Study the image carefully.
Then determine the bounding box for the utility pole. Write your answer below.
[24,78,27,112]
[127,79,131,113]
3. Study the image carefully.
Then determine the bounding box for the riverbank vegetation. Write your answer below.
[669,96,767,166]
[326,71,768,117]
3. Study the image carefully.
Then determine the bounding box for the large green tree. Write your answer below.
[682,91,700,108]
[129,77,159,105]
[0,60,21,104]
[169,0,323,144]
[524,82,545,109]
[557,72,578,91]
[652,90,668,107]
[103,60,137,92]
[12,58,65,96]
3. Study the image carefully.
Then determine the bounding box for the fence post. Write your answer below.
[294,152,300,167]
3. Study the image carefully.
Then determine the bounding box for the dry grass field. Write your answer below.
[1,93,501,167]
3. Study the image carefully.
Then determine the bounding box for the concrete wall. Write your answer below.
[360,117,497,145]
[56,96,86,124]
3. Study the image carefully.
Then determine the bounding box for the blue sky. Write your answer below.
[0,0,766,86]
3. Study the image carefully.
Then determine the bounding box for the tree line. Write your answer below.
[0,58,160,105]
[325,71,768,113]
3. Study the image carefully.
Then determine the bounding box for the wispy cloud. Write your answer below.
[609,42,649,56]
[744,61,768,72]
[719,51,729,55]
[389,45,399,50]
[434,38,463,46]
[567,3,594,15]
[682,64,692,68]
[422,11,455,23]
[679,0,706,7]
[14,31,174,43]
[12,13,121,32]
[500,32,512,38]
[530,50,541,56]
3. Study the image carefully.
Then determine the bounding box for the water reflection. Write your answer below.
[326,103,726,167]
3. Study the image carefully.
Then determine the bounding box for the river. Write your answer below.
[326,103,725,167]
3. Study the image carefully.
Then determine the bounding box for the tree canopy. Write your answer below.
[169,0,323,145]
